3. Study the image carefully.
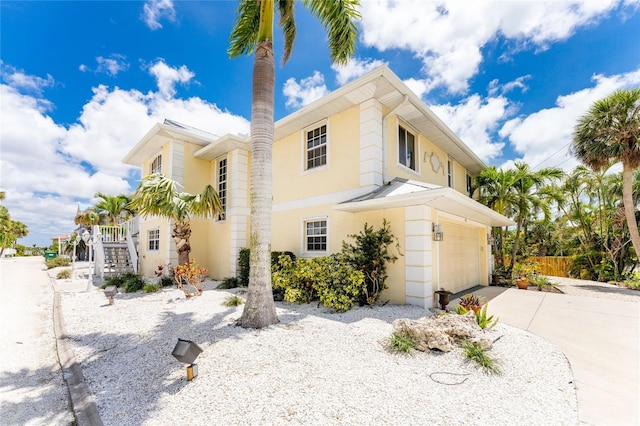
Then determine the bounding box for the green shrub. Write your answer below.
[461,340,502,375]
[530,274,550,291]
[143,284,161,293]
[105,273,146,293]
[217,276,242,289]
[340,220,399,306]
[272,255,365,311]
[46,257,70,269]
[223,295,244,307]
[159,276,176,287]
[56,269,72,279]
[388,331,417,354]
[237,249,296,286]
[623,272,640,290]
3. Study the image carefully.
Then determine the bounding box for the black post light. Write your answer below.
[172,338,203,381]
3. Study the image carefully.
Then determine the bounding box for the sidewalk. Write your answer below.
[472,287,640,426]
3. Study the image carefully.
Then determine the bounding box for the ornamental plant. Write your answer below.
[174,259,207,296]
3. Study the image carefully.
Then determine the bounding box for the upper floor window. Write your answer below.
[306,124,327,170]
[398,125,416,171]
[217,157,227,221]
[466,173,473,197]
[150,154,162,174]
[447,159,453,188]
[148,229,159,251]
[305,219,327,252]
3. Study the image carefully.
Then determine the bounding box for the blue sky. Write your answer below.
[1,0,639,246]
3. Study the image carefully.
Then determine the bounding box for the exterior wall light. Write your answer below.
[432,223,444,242]
[172,339,203,381]
[104,285,118,305]
[487,233,496,245]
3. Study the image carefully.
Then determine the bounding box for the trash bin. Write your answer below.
[44,251,58,260]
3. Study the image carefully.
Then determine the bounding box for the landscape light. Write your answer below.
[171,338,203,381]
[104,285,118,305]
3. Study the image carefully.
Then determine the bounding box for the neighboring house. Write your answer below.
[123,66,513,308]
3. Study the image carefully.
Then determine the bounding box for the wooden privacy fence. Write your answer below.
[528,256,571,277]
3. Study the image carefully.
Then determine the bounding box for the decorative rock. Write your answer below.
[392,312,492,352]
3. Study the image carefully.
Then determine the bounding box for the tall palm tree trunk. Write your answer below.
[238,39,278,328]
[173,220,192,266]
[622,162,640,259]
[510,216,524,269]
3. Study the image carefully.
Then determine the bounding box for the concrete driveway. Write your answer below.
[470,286,640,426]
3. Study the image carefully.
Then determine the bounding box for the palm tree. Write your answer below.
[94,192,135,226]
[74,207,101,228]
[228,0,360,328]
[508,162,563,269]
[130,173,223,266]
[1,219,28,257]
[572,88,640,259]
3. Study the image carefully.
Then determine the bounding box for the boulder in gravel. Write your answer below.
[392,312,492,352]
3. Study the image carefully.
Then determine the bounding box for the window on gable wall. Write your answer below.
[150,155,162,174]
[306,124,327,170]
[305,219,327,252]
[447,159,453,188]
[398,125,416,171]
[217,157,227,221]
[148,229,159,251]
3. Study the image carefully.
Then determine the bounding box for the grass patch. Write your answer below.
[56,269,72,279]
[46,257,70,269]
[218,277,242,289]
[387,331,417,354]
[143,284,162,293]
[223,295,244,307]
[461,340,502,375]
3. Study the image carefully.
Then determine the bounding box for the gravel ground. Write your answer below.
[549,276,640,303]
[59,281,578,426]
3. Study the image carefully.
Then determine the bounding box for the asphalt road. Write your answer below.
[0,256,74,425]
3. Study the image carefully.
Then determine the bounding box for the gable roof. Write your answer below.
[275,65,486,174]
[336,178,514,227]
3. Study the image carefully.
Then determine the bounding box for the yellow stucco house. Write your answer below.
[123,65,513,309]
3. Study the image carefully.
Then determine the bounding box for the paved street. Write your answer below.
[0,256,74,425]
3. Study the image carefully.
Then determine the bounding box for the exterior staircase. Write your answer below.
[103,243,135,277]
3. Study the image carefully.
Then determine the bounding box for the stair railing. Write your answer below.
[125,227,138,274]
[92,225,105,280]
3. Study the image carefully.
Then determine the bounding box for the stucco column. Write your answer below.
[404,205,435,308]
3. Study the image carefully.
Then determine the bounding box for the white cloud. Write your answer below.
[96,54,129,76]
[1,63,249,245]
[499,68,640,171]
[332,57,387,85]
[141,0,175,30]
[488,75,531,97]
[79,64,88,72]
[283,71,329,109]
[360,0,631,94]
[1,61,54,95]
[148,60,195,98]
[431,94,510,163]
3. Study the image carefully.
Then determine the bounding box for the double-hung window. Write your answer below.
[447,159,453,188]
[398,125,416,171]
[150,155,162,174]
[305,219,327,252]
[306,124,327,170]
[148,229,159,251]
[217,157,227,221]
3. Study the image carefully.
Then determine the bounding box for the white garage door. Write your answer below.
[438,222,481,294]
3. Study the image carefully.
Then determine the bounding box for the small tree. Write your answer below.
[340,220,400,306]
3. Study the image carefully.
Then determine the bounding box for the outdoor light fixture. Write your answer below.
[104,285,118,305]
[432,223,444,242]
[172,338,203,381]
[487,233,496,246]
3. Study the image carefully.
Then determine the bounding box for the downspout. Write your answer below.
[381,94,409,184]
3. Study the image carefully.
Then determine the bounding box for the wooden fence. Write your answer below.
[528,256,571,277]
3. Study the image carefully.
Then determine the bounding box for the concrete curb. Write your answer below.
[52,290,104,426]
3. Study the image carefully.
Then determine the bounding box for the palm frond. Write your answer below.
[277,0,296,64]
[228,0,261,59]
[302,0,360,65]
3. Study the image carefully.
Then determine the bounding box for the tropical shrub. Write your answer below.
[272,254,365,312]
[56,269,72,279]
[387,331,417,354]
[159,276,176,287]
[143,284,161,293]
[237,248,296,286]
[623,272,640,290]
[454,304,499,329]
[461,340,502,375]
[104,273,146,293]
[217,276,242,289]
[340,220,400,306]
[46,257,70,269]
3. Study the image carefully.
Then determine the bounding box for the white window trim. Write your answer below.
[447,158,454,188]
[397,122,420,176]
[215,155,228,222]
[147,228,160,252]
[150,152,162,175]
[301,120,329,175]
[301,215,330,257]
